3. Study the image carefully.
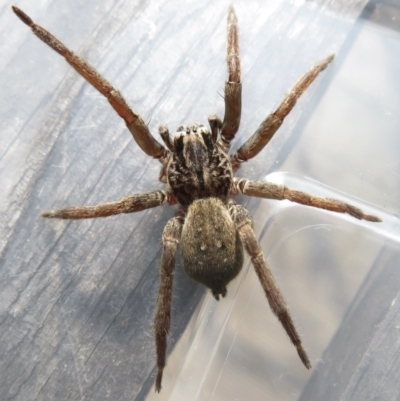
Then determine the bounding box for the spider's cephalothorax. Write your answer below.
[167,123,233,206]
[13,4,381,393]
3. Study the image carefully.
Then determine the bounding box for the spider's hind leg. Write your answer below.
[228,200,311,369]
[154,214,184,392]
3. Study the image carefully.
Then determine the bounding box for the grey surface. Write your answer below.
[300,241,400,401]
[1,0,399,400]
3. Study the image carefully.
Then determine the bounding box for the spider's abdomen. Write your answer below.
[180,198,243,299]
[167,124,233,207]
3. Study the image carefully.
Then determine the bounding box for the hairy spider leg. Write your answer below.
[154,215,183,392]
[230,54,334,171]
[207,6,241,151]
[232,178,381,222]
[12,6,168,162]
[229,201,311,368]
[219,6,242,151]
[41,190,176,219]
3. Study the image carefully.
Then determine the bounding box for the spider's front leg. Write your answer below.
[228,201,311,369]
[154,214,184,392]
[209,6,241,152]
[233,178,381,222]
[12,6,168,162]
[220,6,242,149]
[231,54,334,171]
[41,189,176,219]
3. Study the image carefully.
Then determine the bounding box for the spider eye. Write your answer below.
[177,126,185,132]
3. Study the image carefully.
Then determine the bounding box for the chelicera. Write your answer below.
[13,5,380,392]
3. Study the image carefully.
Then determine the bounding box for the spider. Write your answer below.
[13,5,381,393]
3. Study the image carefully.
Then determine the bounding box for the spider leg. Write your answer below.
[154,214,184,392]
[231,54,334,171]
[41,189,176,219]
[159,126,174,152]
[228,200,311,369]
[233,178,381,222]
[219,6,242,152]
[208,115,223,143]
[12,6,167,161]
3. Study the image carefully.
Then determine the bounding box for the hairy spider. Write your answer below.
[13,5,381,393]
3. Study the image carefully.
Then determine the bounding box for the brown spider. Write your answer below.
[13,5,381,393]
